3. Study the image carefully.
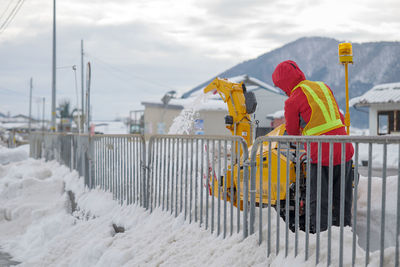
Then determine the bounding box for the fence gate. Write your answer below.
[90,134,146,206]
[147,135,250,238]
[249,135,400,267]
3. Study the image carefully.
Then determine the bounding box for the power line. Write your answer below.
[0,0,25,34]
[0,0,15,22]
[0,86,25,95]
[0,0,20,31]
[0,86,41,100]
[85,52,177,92]
[4,0,25,32]
[0,0,22,33]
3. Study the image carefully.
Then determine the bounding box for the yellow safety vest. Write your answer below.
[291,80,344,136]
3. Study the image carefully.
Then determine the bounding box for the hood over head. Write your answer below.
[272,60,306,96]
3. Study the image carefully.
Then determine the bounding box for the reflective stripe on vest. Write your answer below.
[292,81,344,136]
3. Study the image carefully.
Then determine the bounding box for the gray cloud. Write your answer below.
[1,0,399,120]
[0,19,233,119]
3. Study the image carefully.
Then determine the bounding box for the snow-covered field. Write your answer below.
[0,144,399,266]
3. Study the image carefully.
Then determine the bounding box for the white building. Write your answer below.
[350,82,400,135]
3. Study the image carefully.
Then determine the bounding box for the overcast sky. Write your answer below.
[0,0,399,120]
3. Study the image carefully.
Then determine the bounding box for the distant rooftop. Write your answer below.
[350,82,400,107]
[141,97,227,111]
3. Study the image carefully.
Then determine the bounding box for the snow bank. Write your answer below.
[0,144,29,165]
[349,127,398,168]
[0,148,399,266]
[358,143,399,168]
[0,157,262,266]
[356,174,399,251]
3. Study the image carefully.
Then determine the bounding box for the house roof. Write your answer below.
[141,98,227,112]
[350,82,400,107]
[181,74,281,98]
[12,114,30,119]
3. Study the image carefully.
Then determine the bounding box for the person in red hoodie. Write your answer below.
[272,60,354,232]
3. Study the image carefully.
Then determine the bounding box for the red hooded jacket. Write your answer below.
[272,60,354,166]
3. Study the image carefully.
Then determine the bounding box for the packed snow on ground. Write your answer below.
[0,145,399,266]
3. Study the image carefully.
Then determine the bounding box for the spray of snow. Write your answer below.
[168,92,214,135]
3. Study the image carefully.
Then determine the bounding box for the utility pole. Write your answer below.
[72,65,80,133]
[51,0,57,132]
[37,99,40,126]
[42,97,45,131]
[81,39,84,131]
[28,78,33,133]
[85,62,91,133]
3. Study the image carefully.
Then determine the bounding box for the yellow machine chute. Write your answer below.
[203,78,304,210]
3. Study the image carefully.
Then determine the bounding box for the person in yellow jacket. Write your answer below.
[272,60,354,232]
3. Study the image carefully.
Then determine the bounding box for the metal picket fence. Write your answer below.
[91,135,146,205]
[30,133,90,182]
[248,135,400,267]
[146,135,249,238]
[29,132,146,206]
[29,132,400,267]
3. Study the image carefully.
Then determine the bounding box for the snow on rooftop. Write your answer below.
[0,122,44,130]
[143,95,227,111]
[350,82,400,107]
[245,76,280,93]
[213,75,280,94]
[266,109,284,119]
[94,121,128,134]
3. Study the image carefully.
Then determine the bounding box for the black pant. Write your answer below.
[309,160,353,232]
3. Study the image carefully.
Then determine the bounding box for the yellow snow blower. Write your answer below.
[204,78,307,229]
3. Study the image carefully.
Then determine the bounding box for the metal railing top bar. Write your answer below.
[148,134,250,142]
[253,135,400,143]
[30,132,148,140]
[93,134,146,138]
[32,132,400,144]
[30,131,90,137]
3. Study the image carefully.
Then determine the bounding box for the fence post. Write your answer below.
[142,135,148,209]
[84,135,90,188]
[240,138,250,239]
[249,138,260,236]
[88,135,95,189]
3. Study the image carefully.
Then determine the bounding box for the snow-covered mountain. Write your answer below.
[185,37,400,127]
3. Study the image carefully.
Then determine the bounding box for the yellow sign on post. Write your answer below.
[339,43,353,64]
[338,42,353,135]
